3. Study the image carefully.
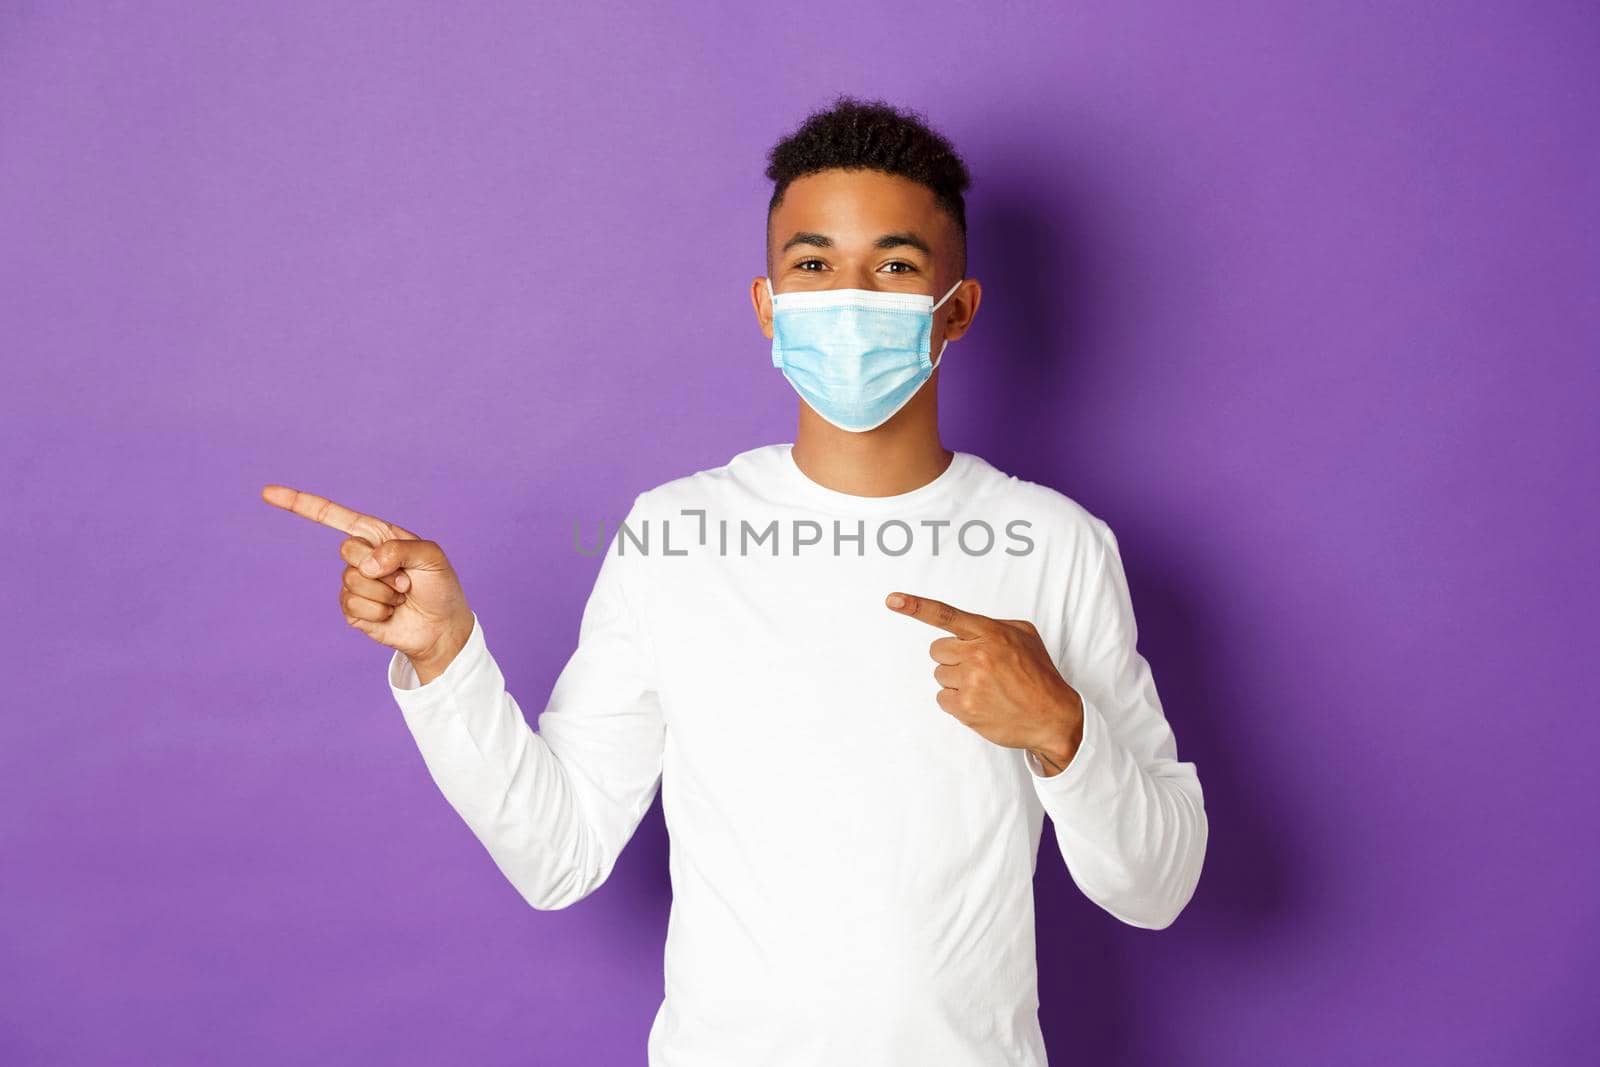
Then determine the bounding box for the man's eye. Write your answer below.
[883,262,915,273]
[797,259,824,271]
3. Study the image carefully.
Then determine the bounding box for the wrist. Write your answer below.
[411,613,473,686]
[1032,688,1085,777]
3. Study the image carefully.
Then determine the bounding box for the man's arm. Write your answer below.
[1023,517,1208,930]
[389,529,664,912]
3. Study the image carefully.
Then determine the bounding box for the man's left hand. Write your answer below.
[886,592,1085,776]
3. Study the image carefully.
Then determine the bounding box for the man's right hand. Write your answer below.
[259,484,475,683]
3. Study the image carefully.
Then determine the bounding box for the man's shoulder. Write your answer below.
[961,451,1109,539]
[625,443,789,516]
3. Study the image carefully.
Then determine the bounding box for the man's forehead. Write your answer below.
[770,170,950,247]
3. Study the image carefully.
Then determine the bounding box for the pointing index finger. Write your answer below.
[259,484,417,545]
[885,592,992,638]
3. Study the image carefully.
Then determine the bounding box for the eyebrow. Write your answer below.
[779,230,932,256]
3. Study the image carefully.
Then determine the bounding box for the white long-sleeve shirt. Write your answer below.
[388,443,1207,1066]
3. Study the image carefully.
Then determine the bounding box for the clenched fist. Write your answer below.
[260,484,474,684]
[886,591,1085,777]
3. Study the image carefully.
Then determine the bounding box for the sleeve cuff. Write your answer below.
[1022,692,1107,793]
[388,611,486,709]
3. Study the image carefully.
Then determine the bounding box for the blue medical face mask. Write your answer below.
[766,276,963,433]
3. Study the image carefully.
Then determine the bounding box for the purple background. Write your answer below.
[4,2,1595,1064]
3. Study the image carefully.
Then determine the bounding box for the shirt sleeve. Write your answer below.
[1020,517,1208,930]
[388,519,665,911]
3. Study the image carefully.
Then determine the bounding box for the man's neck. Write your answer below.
[789,399,952,498]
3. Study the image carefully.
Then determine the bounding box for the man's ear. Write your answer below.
[750,276,774,340]
[939,278,983,344]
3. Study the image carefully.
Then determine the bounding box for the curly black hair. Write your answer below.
[765,95,972,275]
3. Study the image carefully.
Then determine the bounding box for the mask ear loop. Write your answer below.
[929,278,963,370]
